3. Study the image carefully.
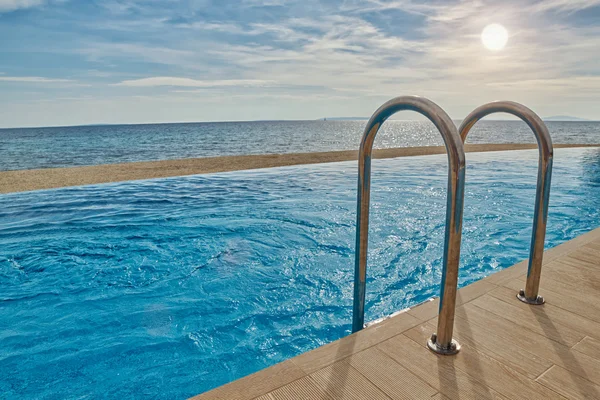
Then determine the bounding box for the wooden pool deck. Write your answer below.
[192,227,600,400]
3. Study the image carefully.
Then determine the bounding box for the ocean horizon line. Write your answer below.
[1,116,596,130]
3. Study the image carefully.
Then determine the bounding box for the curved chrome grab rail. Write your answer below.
[353,96,466,355]
[459,101,553,305]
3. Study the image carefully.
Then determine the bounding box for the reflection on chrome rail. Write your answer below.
[353,96,466,355]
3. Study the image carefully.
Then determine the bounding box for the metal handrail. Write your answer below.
[459,101,553,305]
[353,96,466,355]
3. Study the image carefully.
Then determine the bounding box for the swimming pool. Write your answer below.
[0,148,599,399]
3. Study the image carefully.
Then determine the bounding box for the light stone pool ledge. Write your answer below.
[2,144,599,194]
[192,226,600,400]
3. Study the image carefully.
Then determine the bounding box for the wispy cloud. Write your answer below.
[114,77,274,88]
[0,75,73,83]
[0,0,44,12]
[486,76,600,92]
[529,0,600,13]
[78,43,195,67]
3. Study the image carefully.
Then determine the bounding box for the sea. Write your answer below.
[0,120,599,171]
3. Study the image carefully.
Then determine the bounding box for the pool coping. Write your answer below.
[2,144,599,194]
[191,225,600,399]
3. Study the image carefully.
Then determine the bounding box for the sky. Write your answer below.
[1,0,599,128]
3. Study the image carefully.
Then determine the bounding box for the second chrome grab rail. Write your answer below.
[352,96,466,355]
[459,101,553,305]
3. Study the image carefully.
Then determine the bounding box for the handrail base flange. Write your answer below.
[427,334,461,355]
[517,289,545,305]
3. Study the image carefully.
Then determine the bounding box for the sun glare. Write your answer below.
[481,24,508,51]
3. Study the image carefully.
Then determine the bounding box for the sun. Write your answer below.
[481,24,508,51]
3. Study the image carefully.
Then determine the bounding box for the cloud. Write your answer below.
[0,76,73,83]
[241,0,285,7]
[79,43,196,67]
[0,0,44,12]
[114,77,274,88]
[486,76,600,93]
[529,0,600,13]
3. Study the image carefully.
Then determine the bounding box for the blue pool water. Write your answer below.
[0,147,599,399]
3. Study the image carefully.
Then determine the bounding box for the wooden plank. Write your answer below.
[582,242,600,253]
[584,240,600,252]
[567,246,600,266]
[291,313,420,374]
[559,256,600,274]
[537,365,600,400]
[502,276,600,323]
[419,316,551,379]
[542,264,600,293]
[487,286,600,340]
[405,299,439,323]
[377,334,509,400]
[310,362,391,400]
[346,347,437,400]
[548,257,598,273]
[191,360,306,400]
[403,323,565,400]
[573,336,600,361]
[455,304,600,386]
[263,377,332,400]
[253,395,274,400]
[470,294,586,346]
